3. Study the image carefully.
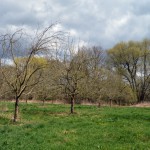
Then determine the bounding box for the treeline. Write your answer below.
[0,25,150,121]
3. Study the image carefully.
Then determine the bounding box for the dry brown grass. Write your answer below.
[132,102,150,107]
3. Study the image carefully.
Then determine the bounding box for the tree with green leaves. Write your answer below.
[108,39,150,103]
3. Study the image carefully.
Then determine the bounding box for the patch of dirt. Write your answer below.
[132,102,150,107]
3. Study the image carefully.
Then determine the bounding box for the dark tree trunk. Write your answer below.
[119,99,121,106]
[43,98,46,106]
[43,96,47,105]
[43,99,45,106]
[70,96,74,114]
[13,96,19,122]
[98,102,101,107]
[137,92,145,103]
[110,99,112,107]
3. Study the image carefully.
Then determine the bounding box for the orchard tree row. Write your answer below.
[0,24,150,121]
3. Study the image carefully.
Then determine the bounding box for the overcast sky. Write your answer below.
[1,0,150,49]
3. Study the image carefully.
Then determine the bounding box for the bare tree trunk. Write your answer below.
[138,92,145,103]
[119,99,121,106]
[43,99,45,106]
[70,96,74,114]
[13,96,19,122]
[98,102,101,107]
[110,99,112,107]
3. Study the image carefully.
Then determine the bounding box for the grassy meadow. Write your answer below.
[0,102,150,150]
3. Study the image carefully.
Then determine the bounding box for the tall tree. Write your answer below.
[108,40,150,102]
[59,45,89,113]
[0,24,64,122]
[78,46,106,106]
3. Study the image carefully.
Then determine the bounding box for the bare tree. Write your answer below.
[58,43,89,113]
[0,24,64,122]
[86,46,105,106]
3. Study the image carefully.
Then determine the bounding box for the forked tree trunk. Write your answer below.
[13,96,19,122]
[70,96,74,114]
[43,96,47,106]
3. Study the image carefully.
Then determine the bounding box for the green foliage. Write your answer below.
[0,102,150,149]
[15,56,48,71]
[108,39,150,102]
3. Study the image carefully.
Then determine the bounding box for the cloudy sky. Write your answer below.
[1,0,150,49]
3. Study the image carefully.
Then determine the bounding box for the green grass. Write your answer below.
[0,102,150,150]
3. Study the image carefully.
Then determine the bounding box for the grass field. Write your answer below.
[0,102,150,150]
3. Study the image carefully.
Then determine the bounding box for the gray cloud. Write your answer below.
[0,0,150,49]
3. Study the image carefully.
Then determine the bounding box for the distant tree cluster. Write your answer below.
[1,24,150,121]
